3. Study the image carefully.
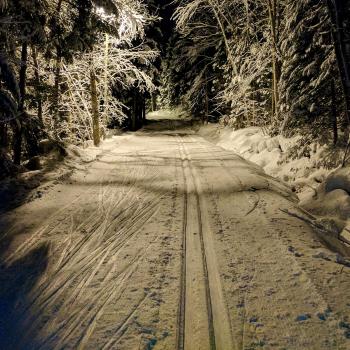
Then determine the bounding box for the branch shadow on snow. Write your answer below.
[0,240,49,350]
[78,160,295,201]
[0,163,66,215]
[142,119,194,132]
[0,172,44,214]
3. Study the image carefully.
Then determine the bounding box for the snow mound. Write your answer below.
[301,168,350,244]
[199,124,350,251]
[215,127,284,171]
[325,167,350,194]
[206,126,340,195]
[66,144,103,163]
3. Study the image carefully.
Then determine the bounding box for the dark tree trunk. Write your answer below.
[136,95,141,127]
[32,47,43,124]
[268,0,281,122]
[131,91,137,131]
[331,79,338,145]
[13,40,28,165]
[53,0,63,133]
[53,48,62,132]
[90,67,100,146]
[327,0,350,126]
[205,77,209,124]
[151,93,157,112]
[0,64,7,150]
[142,97,146,121]
[0,123,8,148]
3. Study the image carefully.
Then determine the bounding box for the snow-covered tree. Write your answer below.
[279,0,343,144]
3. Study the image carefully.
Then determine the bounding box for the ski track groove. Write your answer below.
[176,134,234,350]
[193,136,344,349]
[181,136,235,350]
[23,175,155,306]
[193,138,305,347]
[11,152,167,349]
[176,139,187,350]
[2,179,109,265]
[100,291,149,349]
[24,198,161,346]
[3,126,347,350]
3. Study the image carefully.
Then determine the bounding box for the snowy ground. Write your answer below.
[197,125,340,195]
[198,124,350,252]
[1,111,350,349]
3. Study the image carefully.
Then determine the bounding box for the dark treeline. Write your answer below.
[0,0,159,176]
[1,0,350,176]
[162,0,350,150]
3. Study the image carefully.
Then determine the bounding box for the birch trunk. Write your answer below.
[207,0,237,76]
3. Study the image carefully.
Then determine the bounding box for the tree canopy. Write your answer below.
[1,0,350,174]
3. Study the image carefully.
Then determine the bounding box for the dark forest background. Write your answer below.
[1,0,350,176]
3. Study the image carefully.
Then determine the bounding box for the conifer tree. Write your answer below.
[279,0,341,143]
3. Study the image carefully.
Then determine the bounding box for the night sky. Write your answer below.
[148,0,177,54]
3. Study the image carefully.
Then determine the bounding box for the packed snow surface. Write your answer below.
[199,124,350,245]
[1,111,350,349]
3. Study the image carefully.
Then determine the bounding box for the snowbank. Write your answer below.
[64,134,133,170]
[198,124,350,249]
[199,125,338,193]
[66,144,103,164]
[301,167,350,246]
[0,134,131,212]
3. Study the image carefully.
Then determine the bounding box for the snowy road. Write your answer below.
[1,114,350,350]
